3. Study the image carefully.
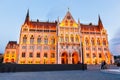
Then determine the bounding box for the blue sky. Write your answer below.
[0,0,120,55]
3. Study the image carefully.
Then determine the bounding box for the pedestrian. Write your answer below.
[103,61,107,69]
[101,61,104,69]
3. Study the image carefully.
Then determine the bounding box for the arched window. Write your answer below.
[65,34,69,42]
[65,20,68,26]
[51,36,55,44]
[91,38,95,45]
[103,38,106,46]
[71,35,74,42]
[30,35,34,44]
[60,34,64,42]
[97,38,100,45]
[37,36,41,44]
[44,36,48,44]
[70,20,73,26]
[85,38,89,45]
[76,35,79,42]
[23,35,27,44]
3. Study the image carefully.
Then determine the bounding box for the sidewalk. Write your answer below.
[0,65,120,80]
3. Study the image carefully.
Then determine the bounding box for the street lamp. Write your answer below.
[81,42,85,70]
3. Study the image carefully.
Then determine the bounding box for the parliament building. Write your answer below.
[3,10,113,64]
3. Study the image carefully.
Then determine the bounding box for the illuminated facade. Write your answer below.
[4,10,112,64]
[3,41,18,63]
[18,10,57,64]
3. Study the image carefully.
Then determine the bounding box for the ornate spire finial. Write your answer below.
[24,9,30,24]
[68,7,70,11]
[98,14,103,29]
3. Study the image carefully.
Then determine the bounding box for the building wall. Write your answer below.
[3,42,18,63]
[18,23,57,64]
[16,10,112,64]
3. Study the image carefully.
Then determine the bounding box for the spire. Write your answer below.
[24,9,30,24]
[98,15,103,29]
[78,18,80,24]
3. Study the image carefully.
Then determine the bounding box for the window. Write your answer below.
[30,35,34,44]
[23,35,27,44]
[22,46,26,49]
[93,53,96,58]
[66,45,68,49]
[12,52,14,57]
[99,53,102,58]
[44,53,47,58]
[37,46,41,50]
[23,28,28,32]
[37,36,41,44]
[22,52,25,57]
[61,45,63,49]
[44,46,49,50]
[65,20,68,26]
[104,48,107,51]
[86,53,90,58]
[103,39,106,46]
[30,46,34,50]
[51,53,55,58]
[70,20,73,26]
[97,39,100,45]
[65,35,69,42]
[91,38,95,45]
[98,48,101,51]
[60,34,64,42]
[36,53,40,58]
[71,35,74,42]
[86,47,89,50]
[76,35,79,42]
[85,38,89,45]
[51,46,55,50]
[44,36,48,44]
[29,52,33,57]
[51,37,55,44]
[92,48,96,51]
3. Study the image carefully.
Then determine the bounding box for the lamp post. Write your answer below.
[81,42,85,70]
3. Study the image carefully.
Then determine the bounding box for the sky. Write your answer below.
[0,0,120,55]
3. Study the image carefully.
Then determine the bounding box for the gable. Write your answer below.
[59,11,78,28]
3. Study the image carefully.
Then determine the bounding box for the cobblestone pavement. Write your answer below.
[0,65,120,80]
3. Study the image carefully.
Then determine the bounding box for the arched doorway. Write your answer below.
[72,52,79,64]
[61,52,68,64]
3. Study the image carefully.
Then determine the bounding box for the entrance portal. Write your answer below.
[72,53,79,64]
[61,52,68,64]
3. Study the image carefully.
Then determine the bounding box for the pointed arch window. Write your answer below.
[65,34,69,42]
[91,38,95,45]
[65,20,68,26]
[71,35,74,42]
[85,38,89,45]
[103,38,106,46]
[97,38,100,45]
[37,36,41,44]
[51,36,55,44]
[30,35,34,44]
[23,35,27,44]
[75,35,79,42]
[70,20,73,26]
[44,36,48,44]
[60,34,64,42]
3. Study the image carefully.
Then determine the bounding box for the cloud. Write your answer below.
[109,28,120,55]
